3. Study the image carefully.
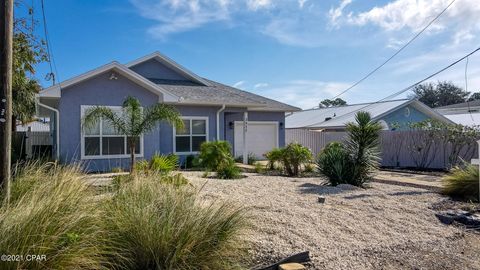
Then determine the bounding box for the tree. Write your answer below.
[12,2,47,129]
[411,81,470,108]
[82,96,184,173]
[319,98,347,108]
[468,92,480,101]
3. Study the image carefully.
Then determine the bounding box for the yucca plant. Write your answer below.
[82,96,184,173]
[104,176,248,269]
[344,111,382,186]
[0,162,113,270]
[264,148,283,170]
[442,163,479,202]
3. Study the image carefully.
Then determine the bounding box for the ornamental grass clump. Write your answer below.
[0,162,113,270]
[104,175,249,269]
[442,163,479,202]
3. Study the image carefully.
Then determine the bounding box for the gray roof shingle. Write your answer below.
[150,78,300,112]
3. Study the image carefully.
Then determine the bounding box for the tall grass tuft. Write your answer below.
[104,175,248,270]
[442,163,479,202]
[0,162,112,269]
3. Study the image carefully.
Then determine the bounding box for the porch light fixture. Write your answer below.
[109,72,118,80]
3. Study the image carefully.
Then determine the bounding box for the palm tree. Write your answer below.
[82,96,184,173]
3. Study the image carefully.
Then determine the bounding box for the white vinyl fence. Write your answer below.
[286,129,478,170]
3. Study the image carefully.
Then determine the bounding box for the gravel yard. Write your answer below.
[182,171,480,270]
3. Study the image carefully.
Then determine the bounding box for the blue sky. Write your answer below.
[24,0,480,109]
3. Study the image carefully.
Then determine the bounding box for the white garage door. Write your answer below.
[234,121,279,159]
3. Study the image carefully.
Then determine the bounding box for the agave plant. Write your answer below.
[82,96,184,173]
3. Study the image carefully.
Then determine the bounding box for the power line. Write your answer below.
[307,46,480,127]
[324,0,457,105]
[40,0,58,85]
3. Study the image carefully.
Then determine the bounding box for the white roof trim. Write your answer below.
[125,51,211,87]
[408,99,456,125]
[38,62,180,102]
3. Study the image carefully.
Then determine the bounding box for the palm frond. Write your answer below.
[137,104,184,135]
[122,96,143,135]
[82,106,127,135]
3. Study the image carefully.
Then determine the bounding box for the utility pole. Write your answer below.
[0,0,14,201]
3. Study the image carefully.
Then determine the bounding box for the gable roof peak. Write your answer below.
[125,51,211,87]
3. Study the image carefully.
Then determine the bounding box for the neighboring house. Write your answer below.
[36,52,300,171]
[435,100,480,127]
[285,99,453,131]
[15,120,52,159]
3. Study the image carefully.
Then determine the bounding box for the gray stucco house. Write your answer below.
[37,52,300,171]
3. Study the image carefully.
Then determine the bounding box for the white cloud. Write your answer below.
[246,0,272,11]
[298,0,308,9]
[256,80,352,109]
[332,0,480,41]
[328,0,352,27]
[130,0,231,39]
[254,82,268,89]
[233,80,246,88]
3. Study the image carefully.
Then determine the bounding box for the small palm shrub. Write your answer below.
[264,148,283,170]
[442,163,479,201]
[280,143,313,176]
[198,141,242,179]
[104,176,248,269]
[217,161,242,179]
[304,163,315,173]
[0,163,111,270]
[317,112,381,187]
[150,153,179,174]
[197,141,233,171]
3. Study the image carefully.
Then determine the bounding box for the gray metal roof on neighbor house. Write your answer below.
[151,78,301,111]
[285,99,451,129]
[435,100,480,110]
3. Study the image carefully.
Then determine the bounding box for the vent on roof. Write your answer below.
[325,117,332,121]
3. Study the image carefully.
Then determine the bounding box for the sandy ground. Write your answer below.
[182,171,480,270]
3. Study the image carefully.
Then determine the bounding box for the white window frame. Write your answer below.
[80,105,144,160]
[173,116,209,154]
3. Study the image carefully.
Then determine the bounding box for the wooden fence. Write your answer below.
[286,129,478,170]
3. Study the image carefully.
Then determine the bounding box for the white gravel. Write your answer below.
[182,171,480,270]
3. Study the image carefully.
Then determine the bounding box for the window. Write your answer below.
[81,106,143,159]
[174,117,208,153]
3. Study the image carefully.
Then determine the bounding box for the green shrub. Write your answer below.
[317,142,352,186]
[0,163,112,269]
[254,162,265,174]
[197,141,233,171]
[217,162,242,179]
[442,163,479,201]
[150,154,179,174]
[264,148,283,170]
[160,173,190,187]
[184,155,196,169]
[134,160,150,174]
[280,143,313,176]
[316,112,381,187]
[104,176,248,269]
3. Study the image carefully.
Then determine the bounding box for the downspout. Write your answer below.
[216,104,226,141]
[37,101,60,160]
